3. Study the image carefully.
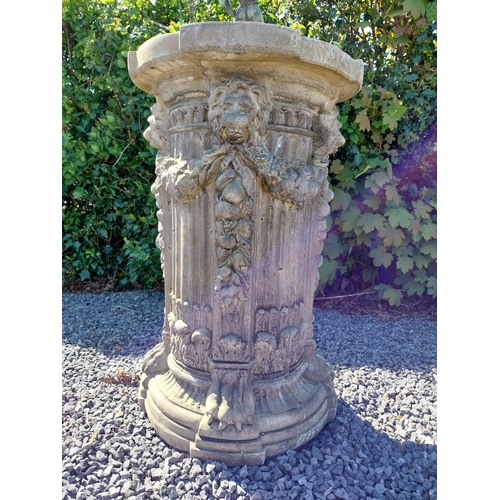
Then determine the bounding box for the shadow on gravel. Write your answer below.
[152,398,437,500]
[62,291,165,358]
[183,398,438,500]
[296,398,438,499]
[313,309,437,374]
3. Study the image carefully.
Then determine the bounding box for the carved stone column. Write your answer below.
[128,22,363,465]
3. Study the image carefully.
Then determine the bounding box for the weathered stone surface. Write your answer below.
[128,21,362,465]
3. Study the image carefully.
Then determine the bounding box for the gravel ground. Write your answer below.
[62,290,437,500]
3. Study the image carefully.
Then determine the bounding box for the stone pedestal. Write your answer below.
[128,22,363,465]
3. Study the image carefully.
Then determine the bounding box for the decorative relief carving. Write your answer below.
[138,339,169,412]
[150,78,336,319]
[254,331,276,374]
[144,111,169,152]
[205,363,256,431]
[213,154,255,309]
[166,312,212,372]
[313,100,345,160]
[141,341,169,378]
[212,334,250,362]
[169,102,208,129]
[253,304,308,375]
[145,77,341,434]
[185,328,212,371]
[269,105,314,131]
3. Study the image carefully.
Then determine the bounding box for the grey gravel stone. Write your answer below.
[312,445,324,460]
[63,291,437,500]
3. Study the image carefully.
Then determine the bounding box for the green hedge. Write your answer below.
[62,0,436,304]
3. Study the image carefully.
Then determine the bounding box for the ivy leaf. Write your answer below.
[378,225,406,247]
[80,269,90,280]
[350,97,364,109]
[72,186,85,199]
[374,284,403,306]
[402,0,428,19]
[318,259,338,285]
[392,35,410,47]
[361,93,372,108]
[413,269,429,284]
[360,85,373,96]
[421,222,437,241]
[408,218,422,237]
[396,255,414,273]
[369,245,394,268]
[382,113,398,130]
[322,234,343,260]
[364,169,391,194]
[427,276,437,298]
[325,214,333,232]
[385,133,395,144]
[362,195,382,210]
[329,159,344,174]
[339,179,356,191]
[334,162,356,182]
[357,213,386,233]
[382,286,403,306]
[370,170,391,187]
[330,188,352,211]
[394,244,414,258]
[356,232,372,246]
[403,279,426,297]
[412,199,433,219]
[355,110,371,132]
[339,206,361,232]
[385,185,400,205]
[382,100,407,130]
[364,179,380,194]
[420,240,437,259]
[413,252,430,269]
[386,8,408,17]
[371,127,382,144]
[385,207,413,229]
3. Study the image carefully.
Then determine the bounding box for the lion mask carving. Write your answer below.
[208,78,269,147]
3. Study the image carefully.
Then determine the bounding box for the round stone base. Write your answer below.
[139,349,337,465]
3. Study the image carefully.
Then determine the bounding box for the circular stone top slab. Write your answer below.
[128,22,363,103]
